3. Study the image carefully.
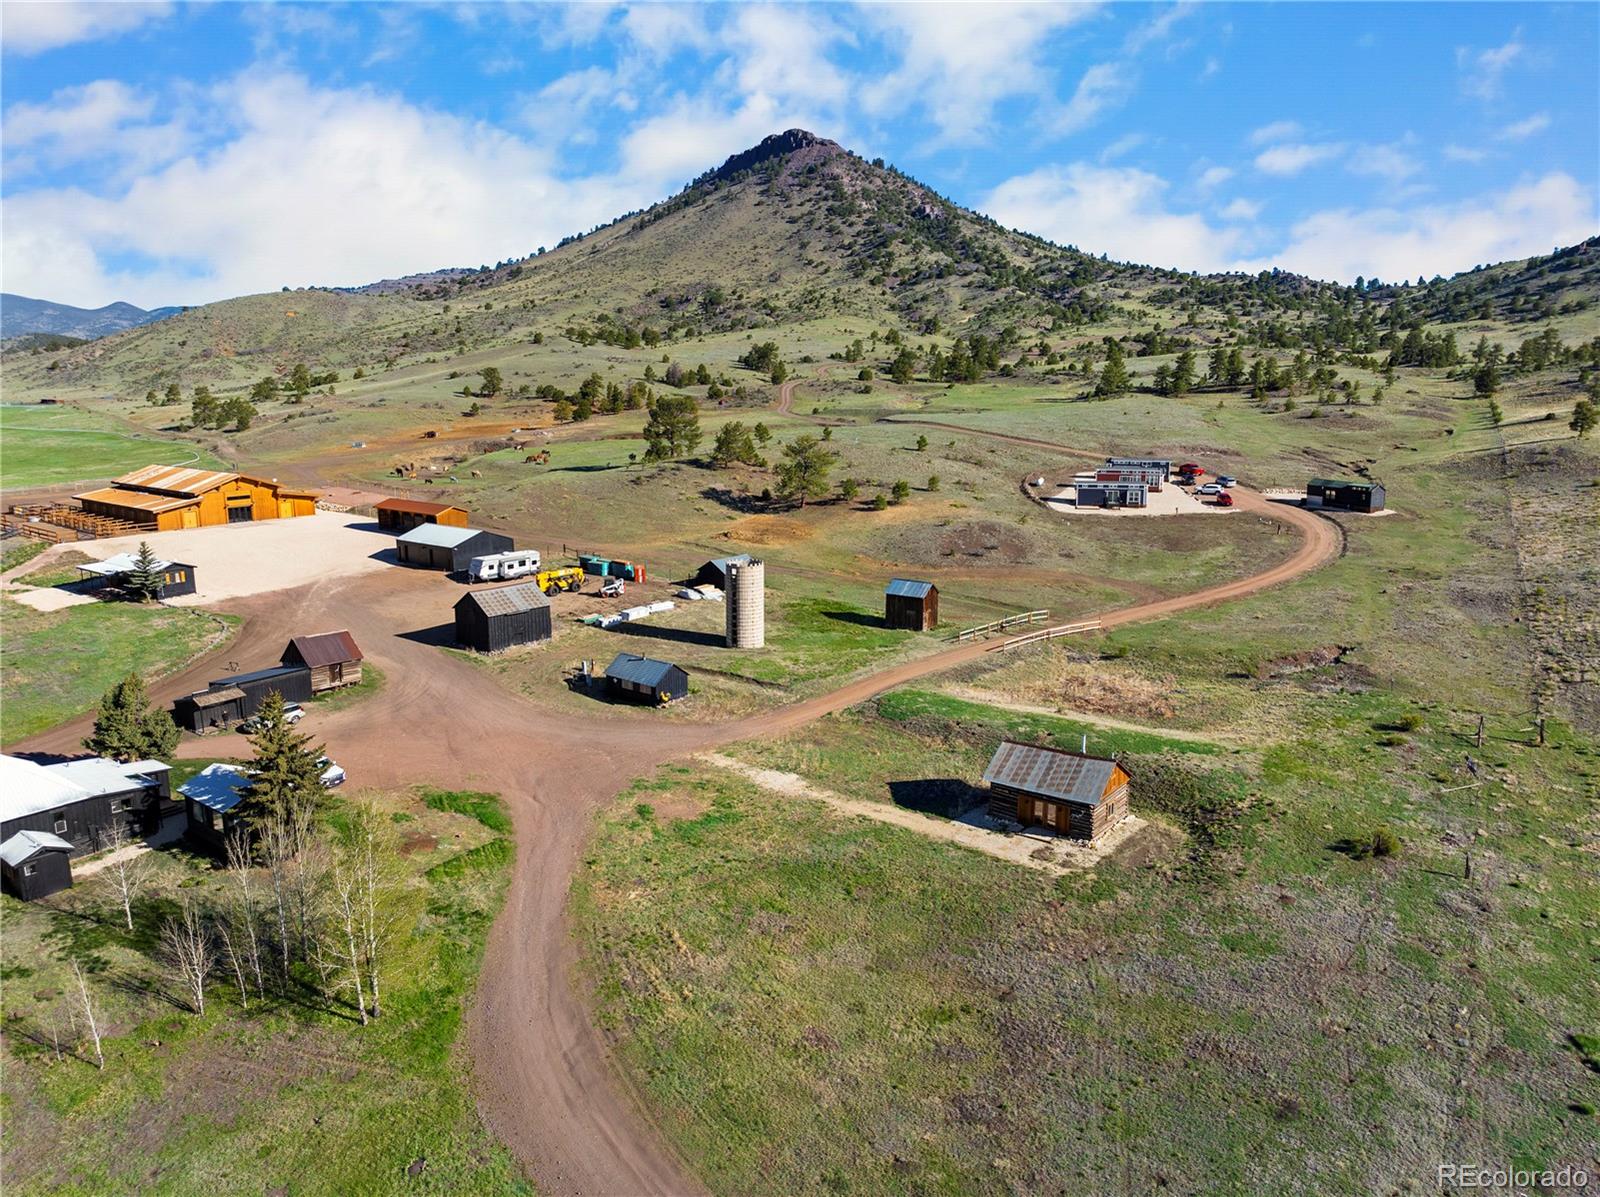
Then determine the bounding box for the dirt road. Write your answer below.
[7,398,1341,1196]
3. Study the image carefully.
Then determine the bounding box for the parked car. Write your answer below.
[241,702,304,732]
[1179,462,1204,477]
[317,757,346,788]
[1214,491,1235,507]
[1216,475,1237,488]
[1197,482,1223,495]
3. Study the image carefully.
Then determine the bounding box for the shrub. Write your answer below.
[1395,713,1424,732]
[1370,826,1401,858]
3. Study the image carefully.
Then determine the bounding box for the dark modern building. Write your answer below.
[281,630,363,692]
[982,740,1131,842]
[0,830,75,900]
[603,653,690,704]
[0,753,172,855]
[454,583,553,652]
[373,498,470,533]
[396,524,514,572]
[180,764,252,855]
[1074,481,1149,508]
[692,554,751,587]
[884,578,940,631]
[1307,478,1386,513]
[173,665,313,733]
[75,551,197,599]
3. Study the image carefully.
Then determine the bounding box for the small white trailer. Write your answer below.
[466,549,541,582]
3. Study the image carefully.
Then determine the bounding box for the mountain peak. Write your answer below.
[698,129,843,187]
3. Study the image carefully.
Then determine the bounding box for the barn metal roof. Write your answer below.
[0,754,92,821]
[77,552,188,577]
[460,582,550,617]
[112,466,239,495]
[189,687,247,708]
[71,486,199,514]
[702,553,751,577]
[396,523,488,548]
[982,741,1121,806]
[210,665,306,688]
[47,758,166,799]
[374,498,464,516]
[1308,477,1380,490]
[285,630,363,667]
[885,578,935,599]
[604,653,684,689]
[179,764,251,813]
[0,830,75,867]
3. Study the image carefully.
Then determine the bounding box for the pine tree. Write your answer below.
[773,435,839,507]
[1172,350,1196,396]
[1571,398,1598,439]
[479,367,503,396]
[641,393,702,462]
[241,693,328,828]
[1095,340,1129,398]
[124,541,165,602]
[84,673,179,762]
[710,421,761,468]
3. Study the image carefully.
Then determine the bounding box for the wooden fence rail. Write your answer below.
[988,619,1104,652]
[955,610,1049,642]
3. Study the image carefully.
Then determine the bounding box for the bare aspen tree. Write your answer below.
[71,960,104,1069]
[160,898,214,1015]
[262,811,296,981]
[224,829,265,997]
[330,857,369,1025]
[98,822,153,931]
[346,800,404,1021]
[217,919,251,1008]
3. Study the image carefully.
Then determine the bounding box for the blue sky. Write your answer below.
[2,1,1595,308]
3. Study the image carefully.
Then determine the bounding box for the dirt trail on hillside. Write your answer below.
[7,398,1341,1196]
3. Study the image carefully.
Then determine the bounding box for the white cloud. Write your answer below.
[1054,62,1133,136]
[1123,2,1195,55]
[1218,198,1262,221]
[0,1,171,54]
[1196,165,1233,189]
[1255,142,1344,176]
[1198,56,1220,80]
[727,5,853,109]
[1249,119,1302,145]
[1496,112,1550,141]
[984,162,1242,272]
[1234,172,1596,283]
[1099,133,1146,163]
[620,3,713,59]
[1458,31,1524,101]
[3,79,187,178]
[616,92,828,192]
[0,71,656,308]
[861,2,1100,144]
[1443,144,1490,164]
[1347,142,1420,183]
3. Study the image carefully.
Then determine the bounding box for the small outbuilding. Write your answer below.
[692,554,751,588]
[396,524,513,573]
[281,630,363,692]
[603,653,689,704]
[1307,477,1385,513]
[0,830,75,900]
[373,498,470,533]
[454,583,552,652]
[76,552,197,599]
[173,686,248,734]
[180,764,252,855]
[885,578,939,631]
[1074,481,1148,508]
[982,740,1131,842]
[210,665,313,715]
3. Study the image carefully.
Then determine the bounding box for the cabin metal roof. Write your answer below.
[886,578,935,599]
[604,653,683,688]
[459,582,550,618]
[210,665,306,688]
[179,764,251,814]
[374,498,464,516]
[190,687,246,708]
[77,552,190,577]
[0,830,75,867]
[1308,477,1380,490]
[285,630,363,667]
[0,754,92,821]
[396,523,488,548]
[982,740,1121,806]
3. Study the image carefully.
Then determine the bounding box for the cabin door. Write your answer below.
[1034,799,1059,831]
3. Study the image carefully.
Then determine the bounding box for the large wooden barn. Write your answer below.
[982,740,1131,842]
[280,630,363,692]
[373,498,470,533]
[885,578,940,630]
[454,583,552,652]
[396,524,513,572]
[74,466,318,532]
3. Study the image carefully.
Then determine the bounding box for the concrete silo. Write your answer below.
[724,558,765,649]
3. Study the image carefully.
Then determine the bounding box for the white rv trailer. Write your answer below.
[467,549,542,582]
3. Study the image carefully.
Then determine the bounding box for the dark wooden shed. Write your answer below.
[603,653,689,704]
[281,630,363,692]
[454,583,553,652]
[885,578,940,631]
[374,498,470,533]
[75,552,197,599]
[692,554,751,588]
[396,524,513,572]
[174,686,247,733]
[209,665,313,716]
[1307,477,1385,513]
[180,764,252,856]
[1,831,75,900]
[982,740,1131,842]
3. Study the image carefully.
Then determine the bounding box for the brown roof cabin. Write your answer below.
[885,578,939,631]
[373,498,469,533]
[982,740,1130,842]
[280,630,363,692]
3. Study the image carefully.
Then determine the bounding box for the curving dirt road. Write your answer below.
[7,398,1341,1197]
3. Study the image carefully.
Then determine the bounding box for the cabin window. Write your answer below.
[23,864,38,877]
[109,799,124,813]
[52,813,67,834]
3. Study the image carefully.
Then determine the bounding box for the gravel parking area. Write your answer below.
[1043,483,1233,516]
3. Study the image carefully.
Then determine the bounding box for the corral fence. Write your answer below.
[989,619,1104,652]
[955,610,1049,642]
